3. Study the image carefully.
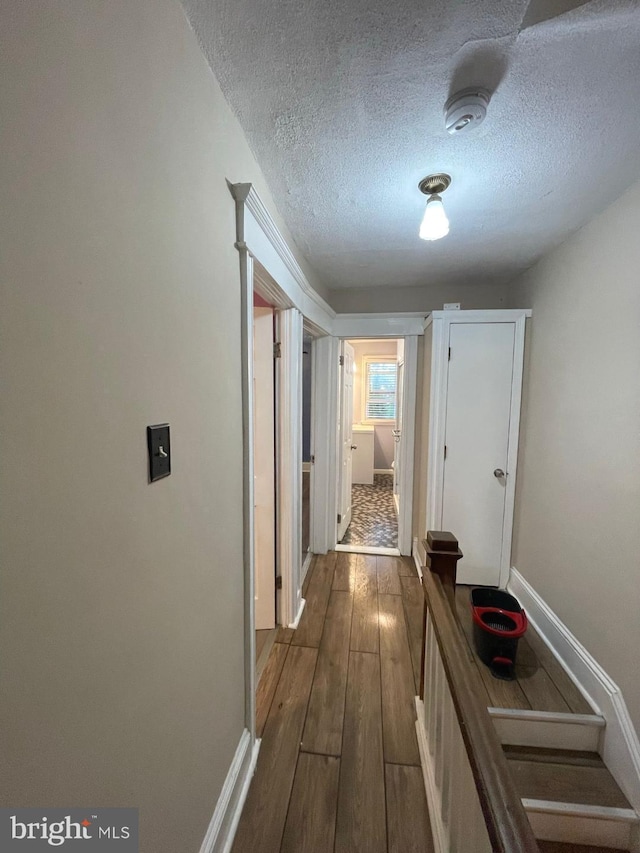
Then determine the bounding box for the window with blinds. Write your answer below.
[364,359,397,421]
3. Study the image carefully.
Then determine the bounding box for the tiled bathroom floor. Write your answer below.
[340,473,398,548]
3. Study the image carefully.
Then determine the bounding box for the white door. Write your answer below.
[393,359,404,509]
[337,341,355,541]
[253,307,276,629]
[441,323,515,586]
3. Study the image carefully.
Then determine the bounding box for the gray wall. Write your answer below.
[508,180,640,731]
[373,426,395,471]
[329,281,508,314]
[0,2,316,849]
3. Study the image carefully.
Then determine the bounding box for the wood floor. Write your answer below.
[234,551,432,853]
[238,558,596,853]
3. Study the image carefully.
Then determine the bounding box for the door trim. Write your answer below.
[336,340,355,542]
[425,309,531,588]
[310,335,340,554]
[276,308,304,627]
[398,336,418,555]
[313,334,419,556]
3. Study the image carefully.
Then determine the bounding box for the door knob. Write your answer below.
[493,468,505,478]
[351,445,358,450]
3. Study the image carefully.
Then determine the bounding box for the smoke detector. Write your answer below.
[444,88,491,135]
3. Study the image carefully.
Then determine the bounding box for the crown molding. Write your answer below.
[229,182,335,331]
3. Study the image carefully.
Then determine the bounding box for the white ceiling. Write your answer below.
[182,0,640,290]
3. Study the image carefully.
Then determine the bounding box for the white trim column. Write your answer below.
[426,314,449,532]
[398,336,418,555]
[235,244,256,740]
[277,308,304,627]
[310,335,340,554]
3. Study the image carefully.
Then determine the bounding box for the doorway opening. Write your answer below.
[336,338,404,554]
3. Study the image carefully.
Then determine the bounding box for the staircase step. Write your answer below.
[524,801,638,851]
[503,746,639,850]
[506,745,605,769]
[504,746,629,807]
[489,707,605,752]
[538,842,630,852]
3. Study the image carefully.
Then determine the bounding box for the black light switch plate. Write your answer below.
[147,424,171,482]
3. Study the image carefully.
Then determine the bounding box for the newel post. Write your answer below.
[418,530,464,699]
[423,530,463,610]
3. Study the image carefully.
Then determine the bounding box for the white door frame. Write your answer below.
[310,335,340,554]
[398,335,418,555]
[425,309,531,588]
[275,308,304,629]
[336,341,355,542]
[312,333,419,557]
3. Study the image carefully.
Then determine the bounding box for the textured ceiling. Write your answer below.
[183,0,640,290]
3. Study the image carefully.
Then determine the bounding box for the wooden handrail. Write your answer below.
[422,556,540,853]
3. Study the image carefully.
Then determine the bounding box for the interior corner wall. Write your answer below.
[0,2,314,849]
[507,180,640,731]
[328,281,508,314]
[412,326,432,565]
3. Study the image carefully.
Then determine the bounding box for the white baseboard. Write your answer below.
[302,461,311,473]
[415,698,447,853]
[199,729,260,853]
[411,537,424,580]
[509,567,640,811]
[300,550,313,587]
[374,468,393,475]
[288,596,306,629]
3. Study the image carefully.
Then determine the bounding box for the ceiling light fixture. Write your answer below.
[418,174,451,241]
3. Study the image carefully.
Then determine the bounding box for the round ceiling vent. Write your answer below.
[444,88,491,135]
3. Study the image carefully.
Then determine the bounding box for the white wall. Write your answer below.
[508,180,640,731]
[0,1,319,849]
[329,281,508,314]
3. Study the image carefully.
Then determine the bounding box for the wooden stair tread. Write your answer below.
[538,842,629,853]
[504,748,631,809]
[504,745,603,768]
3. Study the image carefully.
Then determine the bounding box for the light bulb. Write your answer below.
[419,194,449,241]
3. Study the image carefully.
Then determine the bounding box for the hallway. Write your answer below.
[233,551,432,853]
